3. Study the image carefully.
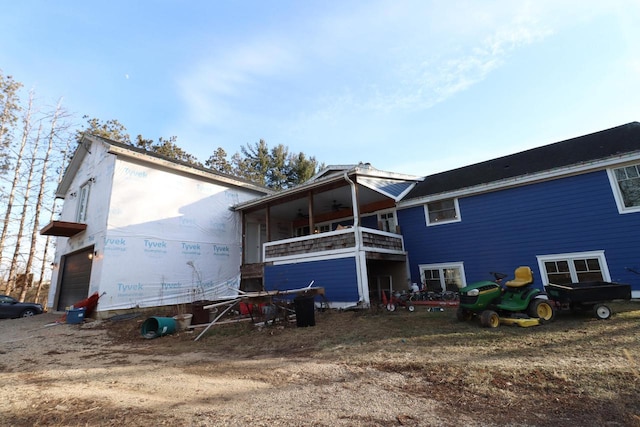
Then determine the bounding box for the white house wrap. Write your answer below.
[44,135,269,313]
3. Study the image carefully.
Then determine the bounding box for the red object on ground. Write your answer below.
[58,292,102,323]
[239,302,251,315]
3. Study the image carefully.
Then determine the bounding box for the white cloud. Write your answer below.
[298,5,553,120]
[177,38,296,126]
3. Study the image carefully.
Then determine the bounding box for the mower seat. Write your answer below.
[505,266,533,288]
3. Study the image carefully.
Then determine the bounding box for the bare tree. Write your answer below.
[35,106,71,304]
[0,73,22,288]
[1,90,33,293]
[0,72,22,178]
[19,100,66,302]
[8,116,41,298]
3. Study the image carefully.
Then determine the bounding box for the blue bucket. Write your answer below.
[141,317,177,339]
[66,308,85,324]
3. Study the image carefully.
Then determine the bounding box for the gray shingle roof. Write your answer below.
[405,122,640,199]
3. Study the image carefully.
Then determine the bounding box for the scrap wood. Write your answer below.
[204,286,325,310]
[194,298,241,341]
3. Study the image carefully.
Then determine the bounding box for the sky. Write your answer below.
[1,0,639,176]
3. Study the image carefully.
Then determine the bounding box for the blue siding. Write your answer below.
[361,214,378,229]
[265,257,359,303]
[399,170,640,290]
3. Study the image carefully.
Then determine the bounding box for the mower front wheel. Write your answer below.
[480,310,500,328]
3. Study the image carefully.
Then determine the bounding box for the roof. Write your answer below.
[405,122,640,200]
[308,163,420,183]
[56,134,272,198]
[234,163,421,211]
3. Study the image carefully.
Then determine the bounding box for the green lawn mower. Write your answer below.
[457,266,556,328]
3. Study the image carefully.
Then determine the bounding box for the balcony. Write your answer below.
[263,226,405,263]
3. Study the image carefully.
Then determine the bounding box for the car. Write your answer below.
[0,294,44,319]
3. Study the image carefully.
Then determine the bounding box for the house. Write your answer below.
[397,121,640,298]
[233,163,422,307]
[43,121,640,316]
[40,134,270,315]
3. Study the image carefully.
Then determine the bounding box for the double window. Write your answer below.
[378,210,397,233]
[609,163,640,213]
[536,251,610,285]
[425,199,460,226]
[419,263,466,292]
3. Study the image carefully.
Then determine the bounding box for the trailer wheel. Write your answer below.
[407,304,415,312]
[456,307,473,322]
[480,310,500,328]
[593,304,612,320]
[528,299,555,322]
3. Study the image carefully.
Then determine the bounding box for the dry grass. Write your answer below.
[3,301,640,426]
[100,300,640,425]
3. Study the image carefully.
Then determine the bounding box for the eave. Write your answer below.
[39,221,87,237]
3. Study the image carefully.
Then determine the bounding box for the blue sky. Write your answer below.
[1,1,639,176]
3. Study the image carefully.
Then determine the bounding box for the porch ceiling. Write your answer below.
[259,184,392,221]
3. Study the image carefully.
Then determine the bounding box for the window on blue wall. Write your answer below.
[378,210,397,233]
[609,163,640,213]
[537,251,610,285]
[419,263,466,292]
[425,199,460,226]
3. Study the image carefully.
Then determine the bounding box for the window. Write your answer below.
[537,251,610,285]
[378,210,397,233]
[419,262,466,292]
[294,226,310,237]
[608,163,640,213]
[425,199,460,226]
[76,182,91,223]
[317,224,331,233]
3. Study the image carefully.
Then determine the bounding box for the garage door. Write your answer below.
[56,247,93,310]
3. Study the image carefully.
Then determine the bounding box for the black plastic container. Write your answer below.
[294,295,316,327]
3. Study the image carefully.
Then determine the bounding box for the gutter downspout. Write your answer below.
[344,172,368,306]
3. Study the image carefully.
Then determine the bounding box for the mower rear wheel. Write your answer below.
[386,303,396,312]
[480,310,500,328]
[528,299,555,322]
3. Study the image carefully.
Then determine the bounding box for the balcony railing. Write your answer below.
[263,226,404,262]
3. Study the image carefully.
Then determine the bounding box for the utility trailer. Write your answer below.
[544,281,632,320]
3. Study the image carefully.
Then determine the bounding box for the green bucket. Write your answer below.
[141,317,177,339]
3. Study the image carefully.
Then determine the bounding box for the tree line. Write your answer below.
[0,70,324,303]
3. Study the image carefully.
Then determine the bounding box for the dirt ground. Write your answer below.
[2,302,640,427]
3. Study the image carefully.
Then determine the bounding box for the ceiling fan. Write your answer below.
[330,200,345,211]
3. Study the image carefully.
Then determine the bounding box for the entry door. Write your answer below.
[245,222,266,264]
[56,247,94,310]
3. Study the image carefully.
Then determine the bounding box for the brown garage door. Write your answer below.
[56,247,94,311]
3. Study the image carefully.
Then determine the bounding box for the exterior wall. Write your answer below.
[50,144,266,312]
[262,227,405,306]
[361,214,378,229]
[49,142,115,307]
[264,255,359,304]
[399,170,640,292]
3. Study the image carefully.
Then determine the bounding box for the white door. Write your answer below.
[245,222,266,263]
